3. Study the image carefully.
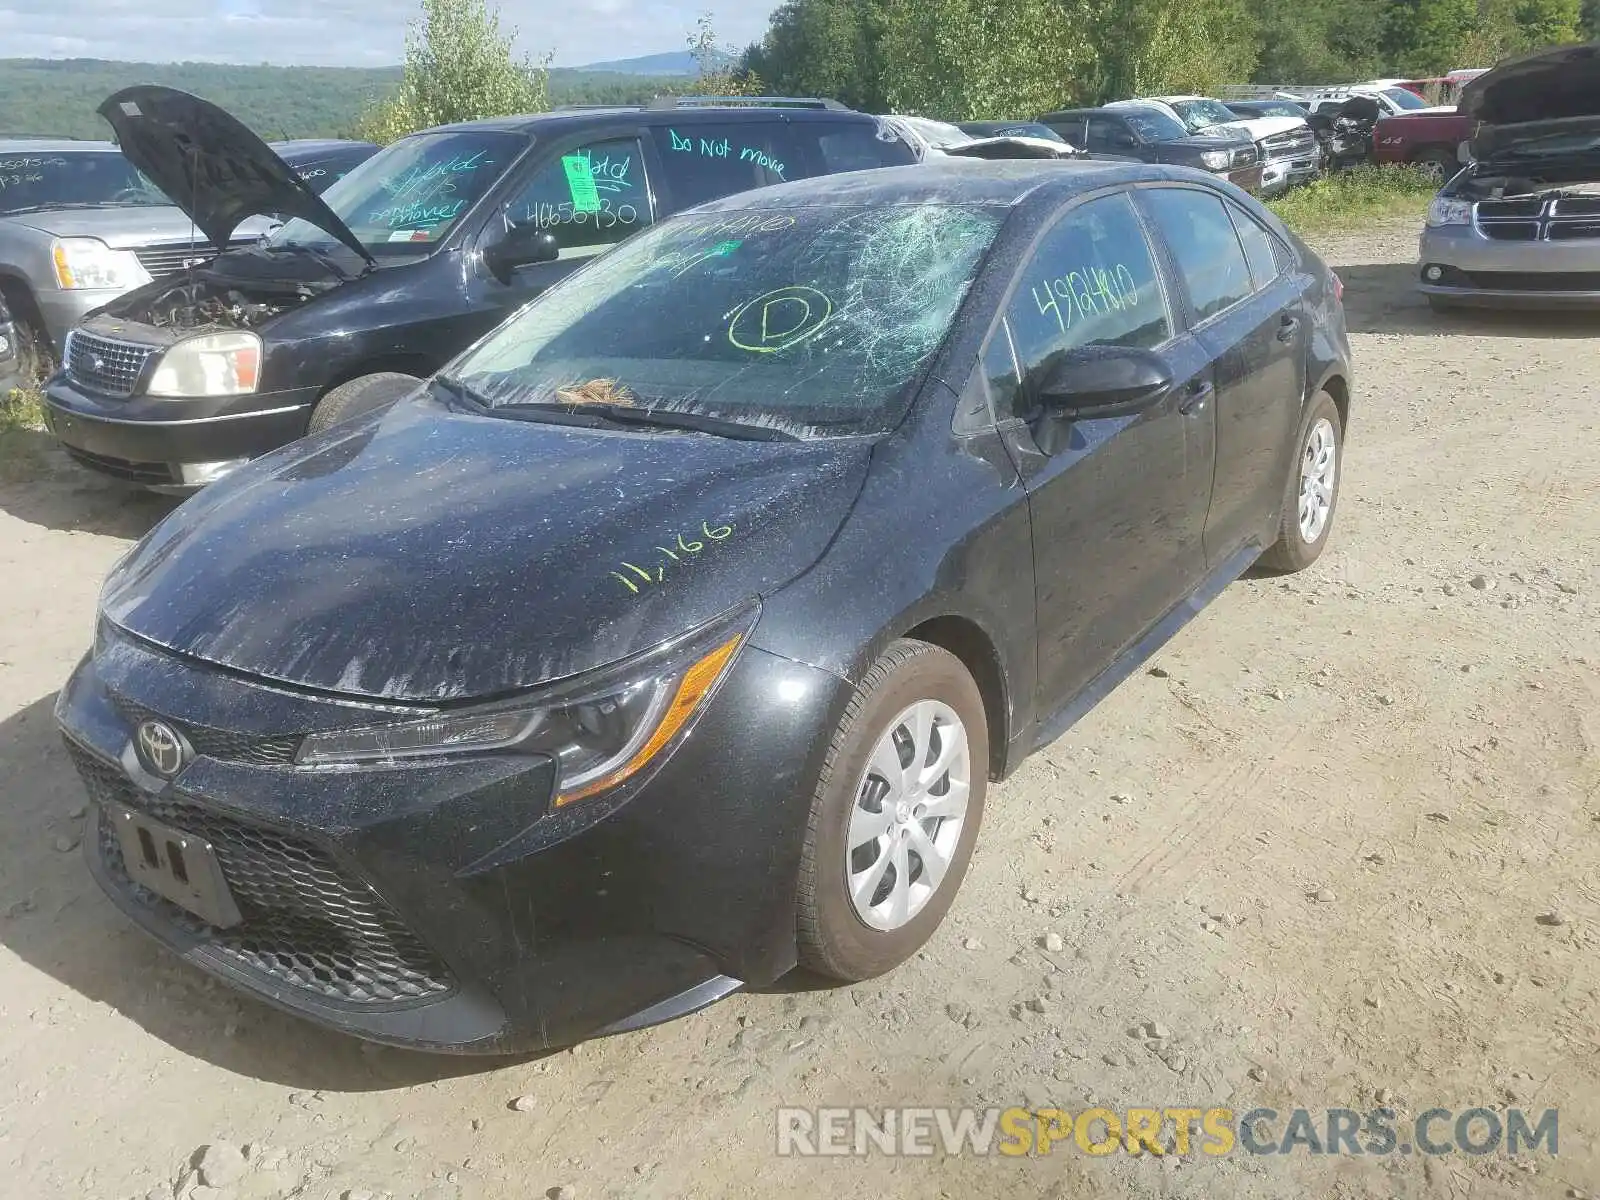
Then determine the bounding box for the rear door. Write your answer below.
[1138,186,1306,562]
[987,189,1217,717]
[647,120,802,211]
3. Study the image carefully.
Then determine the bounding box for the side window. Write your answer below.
[651,122,799,209]
[980,323,1022,423]
[1142,188,1254,322]
[1049,117,1088,147]
[814,124,917,173]
[998,192,1171,420]
[1086,117,1129,151]
[1229,205,1282,290]
[501,137,653,259]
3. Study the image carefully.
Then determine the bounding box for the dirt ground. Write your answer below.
[0,220,1596,1200]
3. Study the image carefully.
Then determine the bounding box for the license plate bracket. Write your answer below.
[107,804,243,929]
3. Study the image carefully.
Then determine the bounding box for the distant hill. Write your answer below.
[576,49,734,76]
[0,58,692,142]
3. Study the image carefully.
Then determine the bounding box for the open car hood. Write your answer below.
[1462,41,1600,157]
[98,85,373,263]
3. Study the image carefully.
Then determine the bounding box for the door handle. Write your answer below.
[1276,314,1301,343]
[1178,378,1213,416]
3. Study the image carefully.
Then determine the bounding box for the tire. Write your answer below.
[797,639,989,981]
[1412,147,1457,182]
[1259,391,1343,574]
[306,372,421,437]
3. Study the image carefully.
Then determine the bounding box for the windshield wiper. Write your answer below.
[493,401,801,442]
[430,374,490,411]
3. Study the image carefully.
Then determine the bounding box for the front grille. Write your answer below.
[67,740,454,1007]
[1461,269,1600,292]
[63,447,177,486]
[111,695,301,767]
[132,238,253,279]
[1260,128,1317,160]
[1475,195,1600,243]
[65,330,157,398]
[1231,146,1259,167]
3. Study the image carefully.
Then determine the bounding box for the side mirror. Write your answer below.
[1112,133,1138,149]
[484,224,560,283]
[1034,345,1174,421]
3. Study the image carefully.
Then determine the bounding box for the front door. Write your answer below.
[471,133,659,317]
[989,191,1217,717]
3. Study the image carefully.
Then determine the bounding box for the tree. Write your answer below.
[745,0,891,110]
[358,0,550,143]
[1076,0,1260,103]
[683,12,765,97]
[1584,0,1600,36]
[878,0,1090,119]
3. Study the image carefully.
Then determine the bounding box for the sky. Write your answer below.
[2,0,781,69]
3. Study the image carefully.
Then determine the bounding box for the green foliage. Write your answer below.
[0,58,400,141]
[1383,0,1583,73]
[1267,164,1437,232]
[1250,0,1387,83]
[357,0,551,143]
[878,0,1090,119]
[745,0,892,111]
[680,12,764,97]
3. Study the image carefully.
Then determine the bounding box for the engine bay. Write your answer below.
[139,275,325,333]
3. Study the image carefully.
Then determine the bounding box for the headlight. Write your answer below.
[1426,197,1473,228]
[51,238,152,291]
[296,603,758,806]
[148,332,263,398]
[1201,150,1231,170]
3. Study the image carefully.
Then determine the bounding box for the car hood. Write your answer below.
[99,395,872,703]
[1210,114,1305,141]
[97,85,371,263]
[1462,41,1600,155]
[2,204,276,248]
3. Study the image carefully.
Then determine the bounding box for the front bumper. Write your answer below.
[1418,224,1600,308]
[1221,164,1264,194]
[55,627,844,1052]
[43,375,317,490]
[1260,156,1321,196]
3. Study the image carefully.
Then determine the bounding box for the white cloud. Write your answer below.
[1,0,779,68]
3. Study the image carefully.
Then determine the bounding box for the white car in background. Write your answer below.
[1108,96,1318,195]
[880,115,1083,162]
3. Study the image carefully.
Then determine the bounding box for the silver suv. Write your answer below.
[0,138,266,378]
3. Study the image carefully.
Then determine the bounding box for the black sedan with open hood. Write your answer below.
[41,87,916,492]
[1419,40,1600,309]
[56,162,1354,1052]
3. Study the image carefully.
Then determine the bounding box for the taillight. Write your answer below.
[1330,271,1344,302]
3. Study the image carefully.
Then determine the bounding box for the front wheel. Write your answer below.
[307,372,421,437]
[1259,391,1343,574]
[797,640,989,981]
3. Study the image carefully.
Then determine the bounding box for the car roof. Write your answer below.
[0,138,119,154]
[269,138,378,153]
[425,104,882,137]
[682,159,1163,214]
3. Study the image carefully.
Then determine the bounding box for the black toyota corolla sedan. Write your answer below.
[57,161,1352,1053]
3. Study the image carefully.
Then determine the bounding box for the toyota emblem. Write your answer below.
[135,720,187,779]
